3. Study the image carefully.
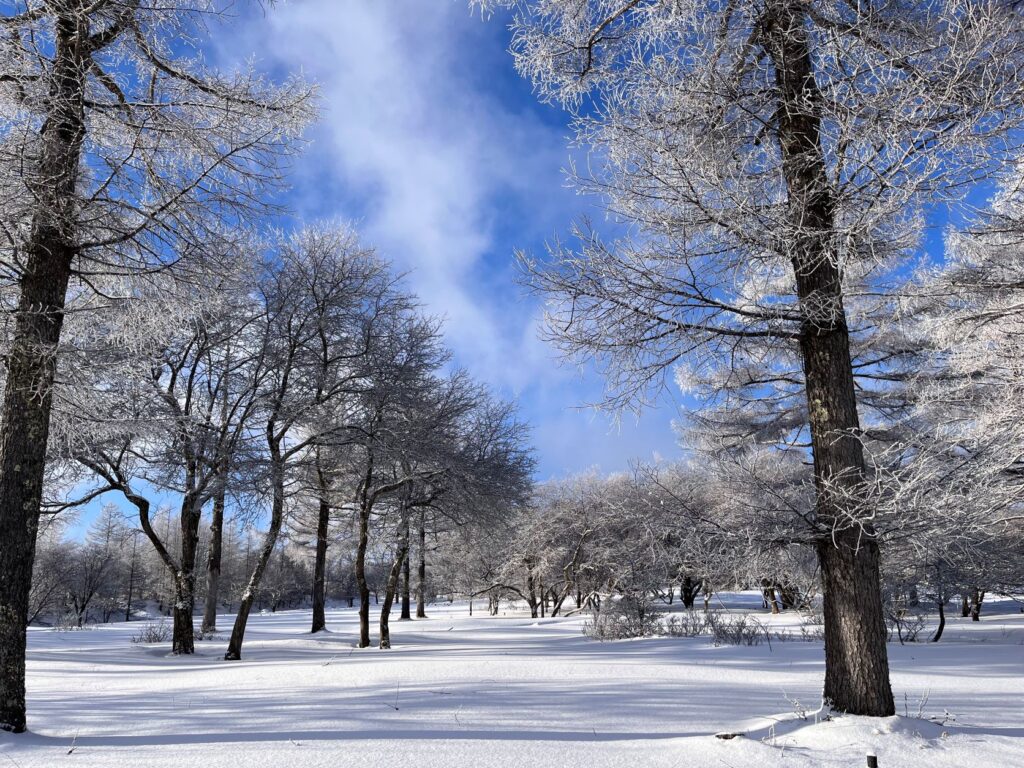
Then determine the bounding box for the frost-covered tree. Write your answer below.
[0,0,314,731]
[56,253,263,654]
[223,225,408,660]
[495,0,1024,715]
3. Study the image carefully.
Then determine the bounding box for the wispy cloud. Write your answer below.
[219,1,683,477]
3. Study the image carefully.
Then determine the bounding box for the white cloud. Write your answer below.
[223,2,573,386]
[217,0,684,477]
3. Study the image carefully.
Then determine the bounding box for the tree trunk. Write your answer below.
[415,509,427,618]
[400,552,411,620]
[172,491,202,654]
[201,478,227,635]
[961,593,970,618]
[762,582,781,614]
[817,536,892,714]
[0,12,89,734]
[172,576,195,655]
[765,0,893,716]
[681,576,698,609]
[355,502,372,648]
[224,462,286,660]
[780,584,801,610]
[125,535,138,623]
[526,565,539,618]
[931,599,945,643]
[311,488,330,634]
[970,589,984,622]
[380,510,410,647]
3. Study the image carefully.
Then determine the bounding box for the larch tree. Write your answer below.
[489,0,1024,715]
[0,0,313,732]
[53,253,263,654]
[223,224,409,660]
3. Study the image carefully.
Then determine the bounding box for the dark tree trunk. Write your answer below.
[764,0,893,716]
[125,536,138,622]
[970,588,984,622]
[201,478,227,635]
[961,593,970,618]
[780,584,801,610]
[550,593,566,617]
[0,12,89,734]
[680,576,698,609]
[311,480,330,634]
[379,548,408,648]
[400,552,411,620]
[224,462,286,661]
[931,599,946,643]
[172,491,202,654]
[762,582,782,614]
[172,587,194,655]
[380,510,410,647]
[355,502,372,648]
[817,536,892,714]
[415,509,427,618]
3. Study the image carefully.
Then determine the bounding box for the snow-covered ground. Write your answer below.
[3,593,1023,767]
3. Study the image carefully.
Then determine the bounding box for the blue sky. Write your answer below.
[212,1,685,480]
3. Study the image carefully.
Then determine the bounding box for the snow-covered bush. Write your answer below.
[131,620,171,644]
[662,611,710,638]
[886,612,927,645]
[797,611,826,642]
[53,613,93,632]
[583,597,662,640]
[705,614,768,647]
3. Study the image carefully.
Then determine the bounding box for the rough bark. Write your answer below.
[764,0,893,716]
[311,464,331,634]
[0,12,88,732]
[415,508,427,618]
[355,499,372,648]
[172,490,202,654]
[400,552,411,620]
[201,485,225,634]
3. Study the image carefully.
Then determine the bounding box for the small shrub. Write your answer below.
[583,596,662,640]
[705,613,768,646]
[663,611,710,637]
[886,612,927,644]
[131,619,171,644]
[53,613,91,631]
[795,611,825,642]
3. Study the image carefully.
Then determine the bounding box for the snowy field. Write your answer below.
[2,594,1023,768]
